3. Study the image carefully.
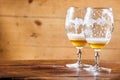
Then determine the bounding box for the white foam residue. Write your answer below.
[67,33,85,40]
[103,9,114,24]
[65,7,75,27]
[87,38,110,44]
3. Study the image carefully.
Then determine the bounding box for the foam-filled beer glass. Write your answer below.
[83,7,114,72]
[65,7,90,68]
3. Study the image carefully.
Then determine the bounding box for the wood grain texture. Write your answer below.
[0,0,120,60]
[0,0,120,20]
[0,60,119,80]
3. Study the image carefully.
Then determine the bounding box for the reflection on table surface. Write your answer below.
[0,60,119,80]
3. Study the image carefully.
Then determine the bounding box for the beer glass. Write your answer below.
[65,7,90,68]
[83,7,114,72]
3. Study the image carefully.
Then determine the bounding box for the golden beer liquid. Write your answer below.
[70,40,87,47]
[89,43,106,49]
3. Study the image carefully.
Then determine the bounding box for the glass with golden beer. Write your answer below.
[83,7,114,72]
[65,7,91,68]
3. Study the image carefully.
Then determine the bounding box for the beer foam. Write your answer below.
[87,38,110,44]
[67,33,85,40]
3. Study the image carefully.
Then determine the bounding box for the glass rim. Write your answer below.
[67,7,112,10]
[68,6,87,9]
[87,7,112,10]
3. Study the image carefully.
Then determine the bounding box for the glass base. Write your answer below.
[84,66,111,73]
[66,62,92,68]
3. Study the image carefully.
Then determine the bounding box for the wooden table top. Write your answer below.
[0,60,119,80]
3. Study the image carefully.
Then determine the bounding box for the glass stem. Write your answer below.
[94,49,101,68]
[77,47,82,65]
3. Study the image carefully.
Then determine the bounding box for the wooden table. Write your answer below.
[0,60,119,80]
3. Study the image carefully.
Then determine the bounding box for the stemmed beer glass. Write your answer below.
[83,7,114,72]
[65,7,90,68]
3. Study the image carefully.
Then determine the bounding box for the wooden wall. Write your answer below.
[0,0,120,61]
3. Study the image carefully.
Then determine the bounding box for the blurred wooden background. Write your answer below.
[0,0,120,61]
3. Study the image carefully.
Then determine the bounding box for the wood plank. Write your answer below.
[0,0,120,20]
[0,17,119,48]
[0,45,120,61]
[0,17,120,60]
